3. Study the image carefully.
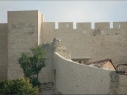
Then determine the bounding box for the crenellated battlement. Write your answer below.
[42,22,127,30]
[58,22,73,29]
[1,10,127,83]
[76,22,91,30]
[113,22,127,29]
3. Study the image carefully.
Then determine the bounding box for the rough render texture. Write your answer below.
[0,23,8,81]
[54,52,115,94]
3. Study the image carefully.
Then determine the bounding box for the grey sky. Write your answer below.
[0,1,127,28]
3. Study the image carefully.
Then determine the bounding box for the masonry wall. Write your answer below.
[8,11,39,79]
[42,22,127,66]
[54,52,114,94]
[39,43,54,83]
[118,75,127,94]
[39,38,71,83]
[0,23,8,81]
[1,10,127,87]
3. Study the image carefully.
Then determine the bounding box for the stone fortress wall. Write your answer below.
[42,22,127,67]
[42,38,126,94]
[0,10,44,80]
[0,24,8,81]
[47,38,127,94]
[0,10,127,91]
[54,52,115,94]
[7,10,40,79]
[54,46,127,94]
[49,38,115,94]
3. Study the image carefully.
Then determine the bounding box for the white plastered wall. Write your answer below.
[54,52,113,94]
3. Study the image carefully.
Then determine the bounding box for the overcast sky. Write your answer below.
[0,1,127,28]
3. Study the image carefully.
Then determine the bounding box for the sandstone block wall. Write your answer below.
[0,10,127,89]
[39,43,54,83]
[54,52,115,94]
[42,22,127,66]
[0,23,8,81]
[39,38,71,83]
[7,10,39,79]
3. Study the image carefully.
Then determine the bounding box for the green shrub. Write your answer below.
[30,77,41,88]
[18,45,46,87]
[0,77,38,95]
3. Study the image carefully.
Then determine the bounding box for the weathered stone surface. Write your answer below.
[109,72,119,94]
[1,10,127,94]
[54,52,112,94]
[0,24,8,81]
[7,10,40,79]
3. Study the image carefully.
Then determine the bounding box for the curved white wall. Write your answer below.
[54,52,113,94]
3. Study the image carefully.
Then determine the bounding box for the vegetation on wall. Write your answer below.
[18,45,46,87]
[0,77,38,95]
